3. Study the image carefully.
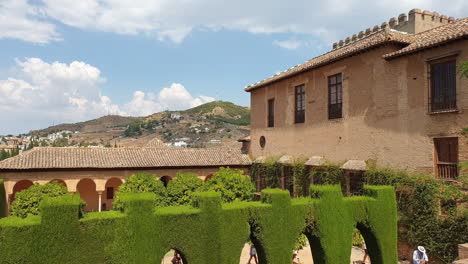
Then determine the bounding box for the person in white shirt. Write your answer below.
[413,246,428,264]
[248,244,258,264]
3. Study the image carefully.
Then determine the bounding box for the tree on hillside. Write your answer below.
[113,173,168,210]
[203,167,255,203]
[9,181,68,218]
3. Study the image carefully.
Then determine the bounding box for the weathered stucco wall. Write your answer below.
[250,41,468,173]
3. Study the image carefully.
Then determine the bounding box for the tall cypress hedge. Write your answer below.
[0,185,397,264]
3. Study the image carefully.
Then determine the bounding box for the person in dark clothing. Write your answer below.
[171,251,183,264]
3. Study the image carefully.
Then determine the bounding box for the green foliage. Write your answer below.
[52,138,68,147]
[124,122,143,137]
[310,163,343,185]
[167,173,204,206]
[0,179,5,218]
[365,167,467,262]
[352,229,364,246]
[114,173,168,210]
[458,61,468,78]
[292,161,309,197]
[0,184,397,264]
[204,167,255,202]
[9,182,68,218]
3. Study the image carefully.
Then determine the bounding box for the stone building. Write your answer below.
[0,147,250,213]
[246,9,468,179]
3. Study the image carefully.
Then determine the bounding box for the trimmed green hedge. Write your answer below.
[0,185,397,264]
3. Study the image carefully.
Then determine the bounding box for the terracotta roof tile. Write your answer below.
[245,29,412,91]
[245,18,467,91]
[384,18,468,59]
[0,147,251,170]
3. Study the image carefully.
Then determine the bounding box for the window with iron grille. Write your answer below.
[430,59,457,112]
[268,98,275,127]
[295,85,305,123]
[328,73,342,119]
[434,137,458,179]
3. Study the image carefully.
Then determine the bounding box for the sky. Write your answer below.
[0,0,467,135]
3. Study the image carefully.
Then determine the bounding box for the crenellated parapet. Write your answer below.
[332,8,456,49]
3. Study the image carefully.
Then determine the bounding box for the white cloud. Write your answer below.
[123,83,215,116]
[0,58,215,133]
[273,40,302,50]
[0,0,60,43]
[2,0,467,44]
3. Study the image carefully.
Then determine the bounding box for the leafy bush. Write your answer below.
[365,167,468,262]
[204,167,255,202]
[9,182,68,218]
[166,172,204,206]
[114,173,168,210]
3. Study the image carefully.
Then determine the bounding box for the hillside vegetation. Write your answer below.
[30,115,143,135]
[183,101,250,126]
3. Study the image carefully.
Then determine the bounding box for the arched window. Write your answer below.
[11,180,34,201]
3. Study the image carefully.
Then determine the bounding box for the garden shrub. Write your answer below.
[0,184,397,264]
[166,172,204,206]
[292,161,309,197]
[9,182,68,218]
[203,167,255,202]
[365,167,467,262]
[114,172,168,210]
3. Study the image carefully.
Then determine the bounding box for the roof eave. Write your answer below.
[245,41,409,92]
[384,35,468,60]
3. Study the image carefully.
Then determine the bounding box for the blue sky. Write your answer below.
[0,0,467,135]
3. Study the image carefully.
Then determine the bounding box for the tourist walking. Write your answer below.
[362,242,369,263]
[171,251,183,264]
[247,244,258,264]
[413,246,428,264]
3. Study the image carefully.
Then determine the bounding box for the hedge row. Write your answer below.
[0,185,397,264]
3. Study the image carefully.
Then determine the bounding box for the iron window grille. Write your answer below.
[295,85,305,123]
[429,59,457,112]
[328,73,343,119]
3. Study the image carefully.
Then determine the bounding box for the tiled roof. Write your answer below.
[245,18,468,91]
[245,29,412,91]
[384,18,468,59]
[0,147,251,170]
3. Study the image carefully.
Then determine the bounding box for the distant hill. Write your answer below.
[27,101,250,148]
[183,101,250,126]
[30,115,143,135]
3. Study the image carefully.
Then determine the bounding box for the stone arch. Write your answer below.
[77,178,98,212]
[11,180,34,201]
[304,226,326,264]
[160,176,172,187]
[248,223,268,264]
[49,179,67,187]
[204,174,214,182]
[104,178,123,211]
[355,222,382,264]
